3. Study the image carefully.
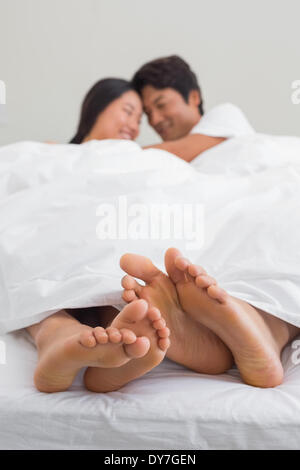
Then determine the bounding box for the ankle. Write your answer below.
[84,367,124,393]
[34,312,82,351]
[256,309,291,354]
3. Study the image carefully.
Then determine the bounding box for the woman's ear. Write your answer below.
[188,90,201,107]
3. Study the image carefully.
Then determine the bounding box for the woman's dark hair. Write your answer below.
[70,78,135,144]
[132,55,204,115]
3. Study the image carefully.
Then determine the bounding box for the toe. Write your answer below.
[79,330,97,348]
[195,274,216,289]
[147,306,161,322]
[120,299,149,324]
[93,327,109,344]
[152,318,166,330]
[119,328,137,344]
[164,247,186,283]
[121,275,142,296]
[207,285,228,303]
[122,289,138,302]
[188,264,207,277]
[158,337,171,351]
[157,326,170,338]
[121,274,135,289]
[106,327,122,343]
[120,253,161,283]
[124,336,150,358]
[174,256,190,271]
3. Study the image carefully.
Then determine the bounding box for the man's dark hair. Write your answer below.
[132,55,204,115]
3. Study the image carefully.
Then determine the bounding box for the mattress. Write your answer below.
[1,329,300,450]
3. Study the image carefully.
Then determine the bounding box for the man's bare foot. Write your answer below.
[34,300,166,393]
[168,247,287,388]
[84,300,170,393]
[120,252,234,374]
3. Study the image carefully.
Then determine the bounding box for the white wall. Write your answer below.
[0,0,299,146]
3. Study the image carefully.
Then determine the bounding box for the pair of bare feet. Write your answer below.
[31,248,298,393]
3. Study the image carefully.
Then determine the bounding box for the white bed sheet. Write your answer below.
[1,329,300,450]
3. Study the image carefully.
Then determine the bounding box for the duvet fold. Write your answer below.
[0,135,300,334]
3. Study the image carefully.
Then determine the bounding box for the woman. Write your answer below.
[26,79,174,393]
[70,78,142,143]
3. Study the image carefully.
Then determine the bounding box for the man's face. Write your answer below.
[141,86,201,141]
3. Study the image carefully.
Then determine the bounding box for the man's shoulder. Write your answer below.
[190,102,255,138]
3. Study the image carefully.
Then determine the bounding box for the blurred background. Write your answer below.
[0,0,299,146]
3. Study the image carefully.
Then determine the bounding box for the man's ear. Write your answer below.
[188,90,201,107]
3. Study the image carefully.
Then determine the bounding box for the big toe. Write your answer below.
[120,253,161,283]
[117,299,149,325]
[164,247,186,284]
[124,336,151,358]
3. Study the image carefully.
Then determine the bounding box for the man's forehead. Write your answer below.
[141,86,178,107]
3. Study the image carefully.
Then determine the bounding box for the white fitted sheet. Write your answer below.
[1,329,300,450]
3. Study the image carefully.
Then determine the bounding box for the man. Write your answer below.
[124,56,300,388]
[132,55,254,161]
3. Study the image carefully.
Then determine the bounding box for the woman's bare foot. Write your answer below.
[33,300,162,393]
[168,247,290,388]
[84,300,170,392]
[120,252,234,374]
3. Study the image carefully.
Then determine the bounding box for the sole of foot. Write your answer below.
[34,299,169,393]
[120,252,235,375]
[166,247,284,388]
[83,299,171,393]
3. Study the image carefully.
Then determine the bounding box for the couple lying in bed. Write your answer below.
[27,56,300,393]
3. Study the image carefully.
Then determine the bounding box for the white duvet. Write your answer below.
[0,134,300,334]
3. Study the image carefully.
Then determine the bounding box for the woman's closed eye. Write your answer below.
[124,107,133,116]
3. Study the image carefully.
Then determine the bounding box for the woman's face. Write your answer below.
[84,90,143,142]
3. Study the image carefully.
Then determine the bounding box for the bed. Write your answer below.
[1,329,300,450]
[1,136,300,450]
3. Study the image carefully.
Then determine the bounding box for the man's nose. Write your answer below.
[149,109,163,127]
